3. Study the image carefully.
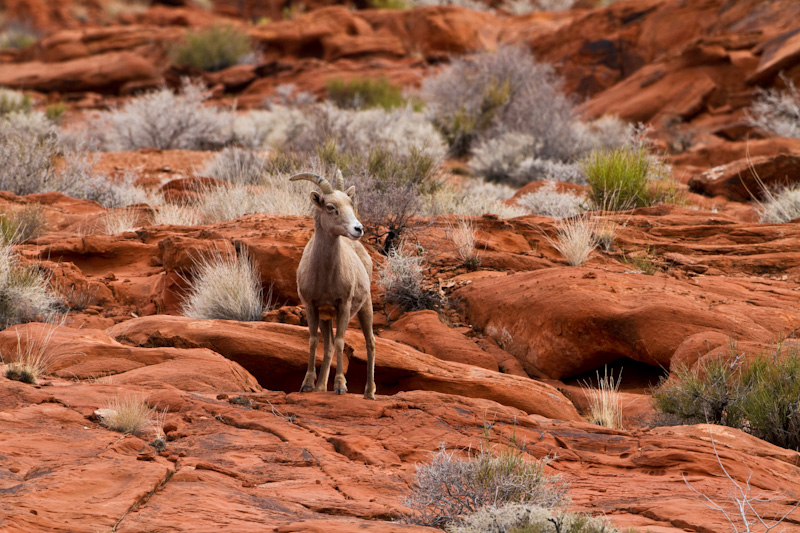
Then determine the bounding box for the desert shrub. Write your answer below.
[379,247,443,312]
[100,395,153,435]
[181,247,266,321]
[0,243,60,328]
[654,348,800,450]
[544,216,597,266]
[580,366,623,429]
[93,81,234,150]
[747,76,800,139]
[56,153,153,208]
[470,132,587,186]
[0,88,32,115]
[232,106,309,150]
[0,23,37,50]
[0,204,47,243]
[420,180,527,219]
[0,113,60,195]
[581,145,678,211]
[45,102,67,123]
[517,182,585,219]
[404,445,567,528]
[421,46,577,159]
[592,219,619,252]
[202,147,268,185]
[757,183,800,223]
[171,25,253,72]
[2,321,64,384]
[449,502,618,533]
[326,77,407,110]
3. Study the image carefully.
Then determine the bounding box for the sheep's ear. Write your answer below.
[310,191,324,207]
[345,186,356,198]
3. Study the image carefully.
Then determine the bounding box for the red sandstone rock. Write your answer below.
[688,154,800,202]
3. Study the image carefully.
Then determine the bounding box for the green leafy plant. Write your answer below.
[171,25,253,72]
[326,77,409,111]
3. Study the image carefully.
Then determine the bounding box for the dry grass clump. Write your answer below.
[517,182,585,219]
[544,216,597,266]
[151,204,200,226]
[195,179,310,223]
[171,24,253,72]
[403,445,567,528]
[180,247,267,321]
[747,76,800,139]
[0,88,32,115]
[2,321,64,385]
[101,208,141,235]
[202,147,268,185]
[450,502,619,533]
[580,366,624,429]
[0,204,47,243]
[379,247,444,312]
[57,154,153,208]
[92,81,234,151]
[0,243,60,328]
[448,216,480,268]
[756,184,800,223]
[100,395,153,435]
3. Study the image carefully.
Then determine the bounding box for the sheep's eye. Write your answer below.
[326,204,336,213]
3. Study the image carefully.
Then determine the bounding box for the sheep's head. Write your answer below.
[290,170,364,240]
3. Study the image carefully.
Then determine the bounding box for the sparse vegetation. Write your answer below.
[0,112,60,195]
[449,502,619,533]
[151,204,199,226]
[0,242,60,328]
[171,25,253,72]
[2,321,64,384]
[0,23,38,50]
[517,182,585,219]
[448,217,480,269]
[0,204,47,243]
[0,88,32,115]
[544,216,597,266]
[756,184,800,223]
[202,147,268,185]
[422,46,577,160]
[420,180,527,219]
[181,247,267,321]
[100,395,153,435]
[379,247,444,312]
[101,208,141,235]
[747,76,800,139]
[93,81,234,151]
[403,445,567,528]
[581,366,623,429]
[654,346,800,450]
[326,77,409,110]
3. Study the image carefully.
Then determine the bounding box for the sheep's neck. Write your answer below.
[311,220,343,272]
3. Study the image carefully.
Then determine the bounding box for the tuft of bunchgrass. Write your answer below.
[180,247,267,322]
[581,146,651,211]
[326,77,409,111]
[0,204,47,243]
[101,209,141,235]
[403,445,567,528]
[379,247,444,312]
[2,320,64,385]
[0,243,60,328]
[171,25,253,72]
[151,204,199,226]
[448,216,480,268]
[100,395,154,435]
[756,184,800,223]
[543,216,597,266]
[580,366,623,429]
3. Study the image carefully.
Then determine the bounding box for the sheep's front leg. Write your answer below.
[333,304,351,395]
[300,307,319,392]
[315,320,334,391]
[358,303,376,400]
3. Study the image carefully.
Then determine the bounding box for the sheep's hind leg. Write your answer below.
[358,304,376,400]
[315,320,334,391]
[300,307,319,392]
[333,304,351,395]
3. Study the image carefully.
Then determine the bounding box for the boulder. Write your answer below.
[688,154,800,202]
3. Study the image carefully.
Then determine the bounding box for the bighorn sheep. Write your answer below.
[290,170,376,399]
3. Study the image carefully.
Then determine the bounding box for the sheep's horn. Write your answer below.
[335,169,345,191]
[289,172,334,194]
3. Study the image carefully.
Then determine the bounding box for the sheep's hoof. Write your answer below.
[334,384,348,395]
[299,384,314,393]
[364,392,375,400]
[300,377,316,392]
